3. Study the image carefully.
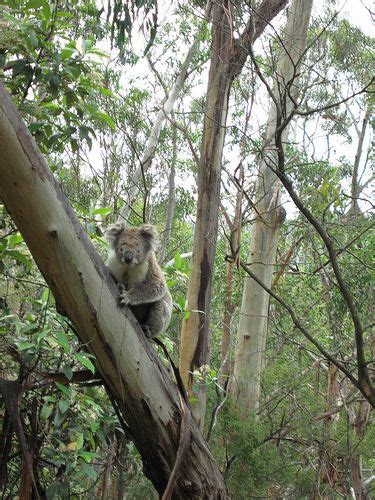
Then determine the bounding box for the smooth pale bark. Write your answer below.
[179,0,288,429]
[348,110,370,216]
[221,165,244,386]
[0,82,228,499]
[117,24,205,223]
[159,122,177,263]
[231,0,313,419]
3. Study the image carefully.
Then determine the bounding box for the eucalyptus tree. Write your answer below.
[231,0,313,418]
[179,0,289,430]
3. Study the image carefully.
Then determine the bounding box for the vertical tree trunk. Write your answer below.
[159,123,177,263]
[231,0,313,419]
[179,1,233,428]
[348,110,370,216]
[179,0,288,429]
[349,332,374,498]
[221,165,244,386]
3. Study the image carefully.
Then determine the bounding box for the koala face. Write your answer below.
[106,224,159,267]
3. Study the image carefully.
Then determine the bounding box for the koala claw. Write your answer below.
[119,292,130,306]
[141,325,152,338]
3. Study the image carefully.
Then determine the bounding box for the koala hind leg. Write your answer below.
[145,298,172,338]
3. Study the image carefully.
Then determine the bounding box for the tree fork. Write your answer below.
[0,82,228,499]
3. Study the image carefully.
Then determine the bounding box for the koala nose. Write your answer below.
[123,251,133,263]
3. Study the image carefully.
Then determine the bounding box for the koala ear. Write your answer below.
[105,223,124,246]
[140,224,159,251]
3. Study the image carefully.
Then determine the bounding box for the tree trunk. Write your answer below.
[231,0,313,418]
[117,10,209,223]
[159,122,177,263]
[0,82,228,499]
[179,0,233,429]
[349,333,373,498]
[221,165,244,386]
[179,0,288,430]
[348,110,370,216]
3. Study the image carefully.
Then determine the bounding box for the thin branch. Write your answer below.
[239,260,374,408]
[295,80,374,117]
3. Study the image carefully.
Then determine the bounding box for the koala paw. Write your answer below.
[141,324,152,338]
[119,290,130,306]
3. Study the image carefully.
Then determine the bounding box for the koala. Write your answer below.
[105,223,172,338]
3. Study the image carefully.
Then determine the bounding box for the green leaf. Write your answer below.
[61,47,75,61]
[36,328,50,345]
[26,0,45,8]
[56,331,70,353]
[99,87,114,97]
[41,288,50,304]
[94,111,116,130]
[86,48,108,58]
[28,122,44,134]
[87,432,96,450]
[79,451,97,463]
[27,30,39,50]
[58,399,70,414]
[174,253,182,269]
[92,207,111,216]
[75,353,95,374]
[70,138,78,153]
[80,462,97,480]
[12,59,27,77]
[40,102,62,112]
[83,39,94,51]
[55,381,71,397]
[76,433,84,451]
[41,2,51,21]
[18,341,35,351]
[40,404,53,420]
[7,233,23,247]
[62,365,73,381]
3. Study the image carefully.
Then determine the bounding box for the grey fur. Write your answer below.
[106,224,172,337]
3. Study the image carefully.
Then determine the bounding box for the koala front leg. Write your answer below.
[118,284,131,306]
[125,280,166,305]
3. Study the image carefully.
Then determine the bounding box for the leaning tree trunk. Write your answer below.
[0,82,228,499]
[179,0,288,430]
[231,0,313,419]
